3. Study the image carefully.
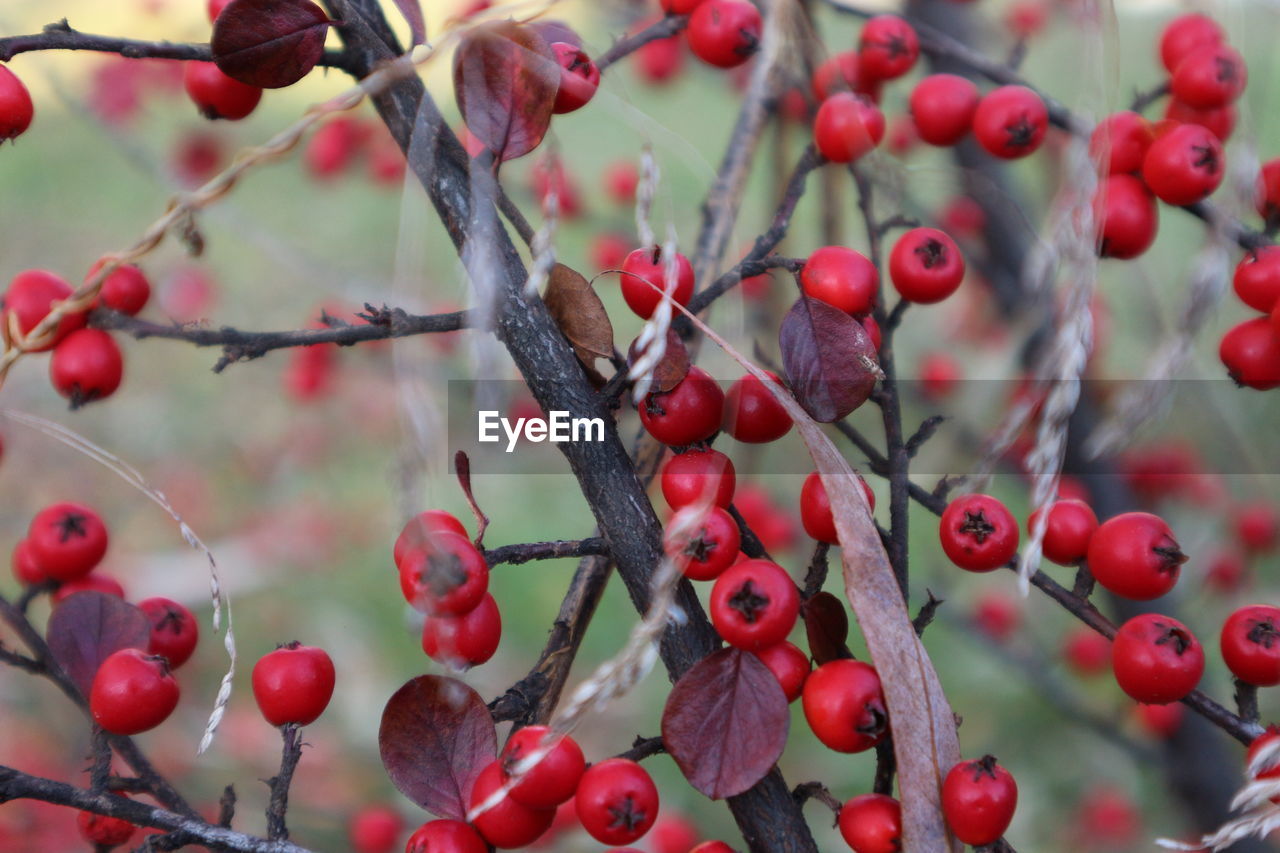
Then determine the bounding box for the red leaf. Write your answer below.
[452,22,559,162]
[379,675,496,820]
[211,0,332,89]
[661,648,789,800]
[802,591,853,665]
[45,592,151,697]
[779,296,878,422]
[391,0,426,46]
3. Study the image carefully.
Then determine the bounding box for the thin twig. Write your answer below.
[265,725,304,842]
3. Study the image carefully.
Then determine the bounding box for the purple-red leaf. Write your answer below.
[530,20,582,49]
[379,675,496,820]
[211,0,332,89]
[391,0,426,46]
[802,591,853,665]
[661,648,788,800]
[627,329,691,393]
[453,22,559,162]
[45,592,151,697]
[779,296,879,422]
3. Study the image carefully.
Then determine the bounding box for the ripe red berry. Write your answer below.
[1089,111,1154,175]
[908,74,979,146]
[88,260,151,316]
[90,648,181,735]
[1027,499,1098,565]
[650,816,698,853]
[752,641,810,703]
[251,642,336,726]
[857,16,919,81]
[1235,247,1280,313]
[499,725,586,809]
[939,494,1019,572]
[1142,123,1224,205]
[405,819,488,853]
[469,761,556,849]
[50,329,124,407]
[941,755,1018,846]
[1086,512,1185,600]
[4,269,87,352]
[800,246,878,316]
[800,470,875,545]
[304,116,367,180]
[661,447,736,509]
[709,559,799,650]
[1166,98,1237,142]
[1159,12,1224,73]
[634,25,684,85]
[838,793,901,853]
[723,372,792,443]
[138,597,199,668]
[52,571,126,604]
[393,510,469,570]
[659,0,707,14]
[1112,613,1203,703]
[686,0,762,69]
[575,758,659,846]
[1221,605,1280,686]
[1221,317,1280,390]
[0,66,34,142]
[77,801,136,848]
[1237,502,1279,552]
[861,315,882,351]
[972,85,1048,159]
[972,591,1020,643]
[640,367,725,447]
[11,539,45,586]
[207,0,232,21]
[665,505,741,581]
[1093,174,1158,260]
[551,43,599,114]
[919,351,961,400]
[811,52,879,103]
[183,62,262,121]
[397,531,489,615]
[604,160,639,204]
[814,93,885,163]
[349,805,403,853]
[422,592,502,666]
[1170,44,1246,110]
[888,227,965,303]
[1257,158,1280,225]
[619,246,695,319]
[1063,626,1110,676]
[1135,701,1184,739]
[27,502,108,582]
[1205,548,1249,595]
[802,659,888,753]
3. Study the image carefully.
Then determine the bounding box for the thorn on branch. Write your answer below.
[488,671,550,725]
[905,415,947,458]
[616,735,666,763]
[792,781,842,824]
[912,589,944,636]
[802,542,830,599]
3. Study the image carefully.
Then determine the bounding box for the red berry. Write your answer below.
[575,758,659,846]
[1159,13,1224,73]
[800,246,878,316]
[50,329,124,407]
[634,25,684,85]
[687,0,762,69]
[709,559,799,650]
[941,755,1018,846]
[1221,605,1280,686]
[0,66,34,142]
[888,227,965,303]
[469,761,555,849]
[661,447,736,509]
[723,372,792,443]
[1257,158,1280,225]
[857,16,919,81]
[620,246,695,319]
[640,367,725,447]
[811,52,879,103]
[349,805,403,853]
[838,793,901,853]
[909,74,979,146]
[551,43,599,114]
[665,505,741,581]
[397,531,489,615]
[1134,701,1184,739]
[814,93,885,163]
[208,0,231,21]
[52,572,126,603]
[1246,727,1280,801]
[1170,44,1246,110]
[660,0,707,13]
[1235,247,1280,313]
[919,351,961,400]
[604,161,639,204]
[1221,317,1280,390]
[138,597,199,669]
[183,62,262,121]
[77,801,136,848]
[499,725,586,809]
[304,116,367,180]
[88,260,151,315]
[393,510,469,570]
[972,86,1047,159]
[11,539,45,586]
[1089,111,1154,175]
[3,269,87,352]
[1142,123,1224,206]
[27,502,108,582]
[1093,174,1158,260]
[939,494,1019,572]
[422,592,502,666]
[251,642,336,726]
[90,649,180,735]
[753,641,810,703]
[800,470,875,545]
[1237,502,1279,552]
[650,816,698,853]
[972,591,1020,643]
[1205,548,1249,595]
[1027,499,1098,565]
[1165,98,1237,142]
[1087,511,1186,600]
[861,315,882,351]
[592,232,631,271]
[802,659,888,753]
[1064,627,1110,676]
[405,820,488,853]
[1111,613,1203,703]
[1004,0,1049,39]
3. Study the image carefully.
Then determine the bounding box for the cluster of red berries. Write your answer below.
[659,0,762,70]
[304,115,407,186]
[1222,242,1280,390]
